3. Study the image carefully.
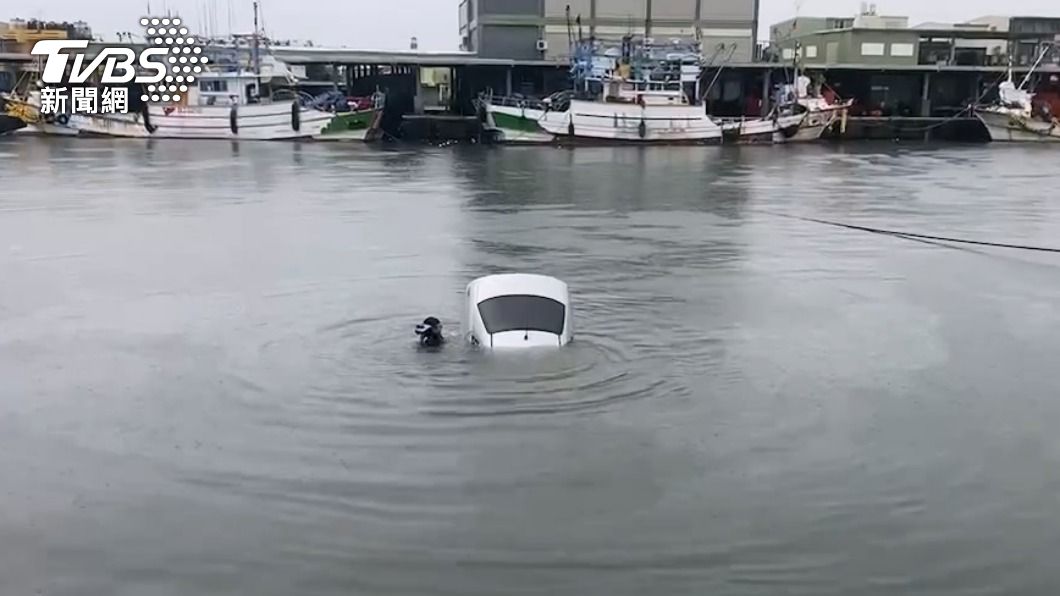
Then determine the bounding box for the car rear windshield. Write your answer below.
[477,295,566,336]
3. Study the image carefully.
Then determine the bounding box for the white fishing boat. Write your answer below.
[774,75,852,142]
[65,64,335,140]
[484,36,723,145]
[536,85,724,144]
[975,47,1060,143]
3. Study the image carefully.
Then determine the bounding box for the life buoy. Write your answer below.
[291,101,301,132]
[140,104,156,133]
[229,105,238,134]
[638,119,647,139]
[55,113,69,126]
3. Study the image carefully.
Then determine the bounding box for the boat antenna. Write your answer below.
[565,5,573,53]
[576,13,583,44]
[252,1,261,76]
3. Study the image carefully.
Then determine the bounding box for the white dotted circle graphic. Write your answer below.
[141,16,204,103]
[140,94,149,101]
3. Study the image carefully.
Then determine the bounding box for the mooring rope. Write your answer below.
[755,210,1060,254]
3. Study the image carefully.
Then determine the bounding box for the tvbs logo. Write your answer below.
[31,39,168,85]
[30,17,204,116]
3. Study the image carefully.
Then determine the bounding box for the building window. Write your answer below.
[782,48,796,60]
[805,45,818,58]
[890,43,914,57]
[861,42,885,56]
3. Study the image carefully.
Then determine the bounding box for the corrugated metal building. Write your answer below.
[459,0,759,63]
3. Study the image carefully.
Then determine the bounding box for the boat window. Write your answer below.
[200,80,229,92]
[477,295,565,336]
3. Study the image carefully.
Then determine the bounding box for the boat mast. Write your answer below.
[251,1,261,76]
[1018,43,1052,91]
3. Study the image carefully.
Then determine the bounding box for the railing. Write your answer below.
[478,90,572,113]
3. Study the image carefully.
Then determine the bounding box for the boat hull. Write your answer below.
[786,103,850,142]
[538,99,722,143]
[720,113,806,144]
[0,114,26,136]
[313,109,384,142]
[976,110,1060,143]
[485,105,555,144]
[65,102,335,140]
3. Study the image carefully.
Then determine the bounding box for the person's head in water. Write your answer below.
[415,317,445,347]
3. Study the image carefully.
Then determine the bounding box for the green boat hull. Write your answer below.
[316,109,383,141]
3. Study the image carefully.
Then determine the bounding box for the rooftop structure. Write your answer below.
[458,0,758,63]
[768,8,1060,68]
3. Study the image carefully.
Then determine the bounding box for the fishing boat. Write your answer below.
[772,69,852,142]
[310,91,386,142]
[717,111,807,143]
[975,47,1060,143]
[59,63,336,140]
[484,35,724,145]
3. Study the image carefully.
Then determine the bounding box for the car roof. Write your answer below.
[467,274,569,304]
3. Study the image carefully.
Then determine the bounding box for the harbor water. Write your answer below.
[2,137,1060,595]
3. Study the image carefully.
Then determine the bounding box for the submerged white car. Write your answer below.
[464,274,573,349]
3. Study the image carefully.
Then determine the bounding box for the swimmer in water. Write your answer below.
[415,317,445,347]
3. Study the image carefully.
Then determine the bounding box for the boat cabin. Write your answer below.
[465,274,573,349]
[193,70,270,106]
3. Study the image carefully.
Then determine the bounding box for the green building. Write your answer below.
[769,10,920,67]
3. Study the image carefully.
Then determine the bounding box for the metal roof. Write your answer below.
[270,46,560,66]
[793,27,1060,40]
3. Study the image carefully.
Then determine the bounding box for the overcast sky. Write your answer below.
[21,0,1060,49]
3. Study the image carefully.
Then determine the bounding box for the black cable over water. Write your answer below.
[754,210,1060,254]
